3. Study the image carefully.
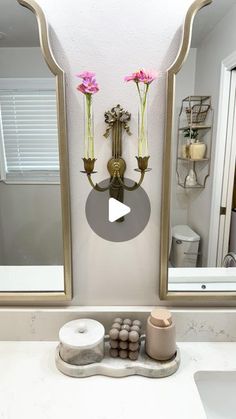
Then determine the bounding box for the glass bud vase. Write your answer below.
[138,92,148,158]
[84,94,95,160]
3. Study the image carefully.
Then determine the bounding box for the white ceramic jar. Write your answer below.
[59,319,105,365]
[189,142,206,159]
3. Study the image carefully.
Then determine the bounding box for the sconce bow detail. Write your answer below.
[82,104,151,197]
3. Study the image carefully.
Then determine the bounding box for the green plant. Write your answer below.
[183,128,198,140]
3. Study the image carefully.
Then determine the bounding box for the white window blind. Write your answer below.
[0,89,59,183]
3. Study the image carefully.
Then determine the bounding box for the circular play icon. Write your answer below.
[85,178,151,242]
[108,198,131,222]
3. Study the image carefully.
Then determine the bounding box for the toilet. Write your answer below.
[170,225,200,267]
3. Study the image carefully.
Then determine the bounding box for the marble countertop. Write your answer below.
[0,341,236,419]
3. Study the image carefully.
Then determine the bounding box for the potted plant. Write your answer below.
[183,128,199,141]
[183,128,207,160]
[182,128,198,158]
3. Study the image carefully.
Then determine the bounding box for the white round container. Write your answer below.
[59,319,105,365]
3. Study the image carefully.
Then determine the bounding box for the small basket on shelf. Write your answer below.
[185,104,210,125]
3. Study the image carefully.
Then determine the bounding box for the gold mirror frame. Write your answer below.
[158,0,236,301]
[0,0,72,304]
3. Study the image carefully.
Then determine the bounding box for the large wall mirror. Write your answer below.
[160,0,236,300]
[0,0,71,302]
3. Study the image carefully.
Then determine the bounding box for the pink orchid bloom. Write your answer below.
[76,71,96,80]
[124,72,140,83]
[77,80,99,94]
[124,74,138,82]
[124,68,157,84]
[76,71,100,95]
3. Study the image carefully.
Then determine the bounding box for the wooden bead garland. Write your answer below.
[109,318,142,360]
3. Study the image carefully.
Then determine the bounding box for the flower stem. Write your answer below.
[85,94,94,159]
[138,84,149,157]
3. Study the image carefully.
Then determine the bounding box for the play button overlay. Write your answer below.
[85,177,151,242]
[109,198,131,222]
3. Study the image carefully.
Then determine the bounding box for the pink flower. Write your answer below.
[124,74,136,82]
[124,68,157,84]
[76,71,96,80]
[124,72,140,83]
[77,81,99,94]
[76,71,99,95]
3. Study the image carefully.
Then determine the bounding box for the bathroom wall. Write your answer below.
[188,3,236,266]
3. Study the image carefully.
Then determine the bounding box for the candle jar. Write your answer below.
[189,141,207,160]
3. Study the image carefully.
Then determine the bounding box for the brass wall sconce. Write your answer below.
[81,105,151,202]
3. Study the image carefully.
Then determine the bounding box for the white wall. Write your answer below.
[33,0,196,306]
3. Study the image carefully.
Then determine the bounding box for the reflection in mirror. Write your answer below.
[0,0,64,292]
[166,0,236,294]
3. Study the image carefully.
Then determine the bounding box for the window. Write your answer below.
[0,79,59,183]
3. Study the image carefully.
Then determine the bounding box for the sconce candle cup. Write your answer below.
[136,156,150,172]
[82,157,97,174]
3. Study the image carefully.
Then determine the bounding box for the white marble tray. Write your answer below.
[55,342,180,378]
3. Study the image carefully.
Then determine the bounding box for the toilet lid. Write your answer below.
[172,225,200,242]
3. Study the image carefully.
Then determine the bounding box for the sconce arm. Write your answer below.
[116,171,145,191]
[87,173,117,192]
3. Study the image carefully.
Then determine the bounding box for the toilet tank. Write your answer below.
[170,225,200,267]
